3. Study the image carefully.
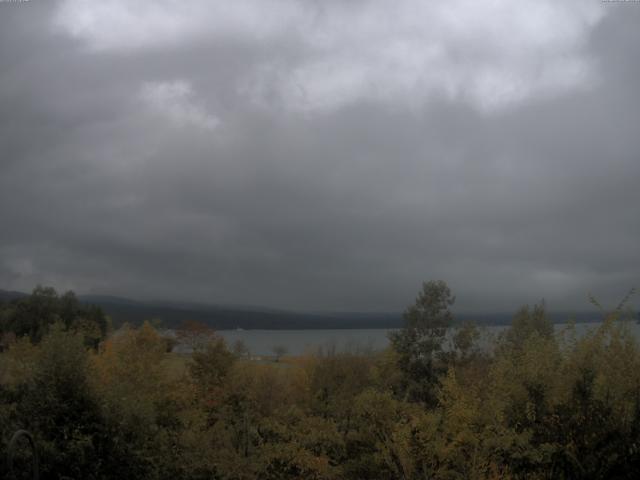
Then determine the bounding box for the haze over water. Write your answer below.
[214,321,640,356]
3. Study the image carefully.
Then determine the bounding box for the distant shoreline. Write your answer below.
[1,288,628,330]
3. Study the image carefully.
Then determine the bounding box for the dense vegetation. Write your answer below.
[1,283,639,479]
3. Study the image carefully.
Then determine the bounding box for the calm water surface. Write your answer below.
[215,321,640,356]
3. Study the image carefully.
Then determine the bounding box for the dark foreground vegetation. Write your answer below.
[1,283,639,479]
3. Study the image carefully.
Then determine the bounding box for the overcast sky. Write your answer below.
[0,0,638,313]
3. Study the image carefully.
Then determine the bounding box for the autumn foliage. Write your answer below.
[1,284,640,479]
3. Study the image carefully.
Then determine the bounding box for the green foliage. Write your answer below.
[0,286,109,347]
[14,324,107,479]
[389,280,455,404]
[501,302,554,352]
[451,320,482,365]
[306,347,374,422]
[190,336,237,398]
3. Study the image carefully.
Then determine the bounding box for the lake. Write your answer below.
[213,321,640,356]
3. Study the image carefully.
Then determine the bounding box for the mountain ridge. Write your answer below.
[0,289,607,330]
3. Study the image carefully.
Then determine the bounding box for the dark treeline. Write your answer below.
[0,288,606,330]
[0,288,404,330]
[0,286,109,347]
[1,282,640,479]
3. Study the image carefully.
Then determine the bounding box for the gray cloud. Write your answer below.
[0,1,638,314]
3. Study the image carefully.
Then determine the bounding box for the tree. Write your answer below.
[176,320,217,352]
[304,348,374,428]
[451,320,481,364]
[389,280,455,405]
[11,286,60,342]
[0,286,108,347]
[272,345,288,362]
[190,337,236,397]
[17,324,106,479]
[233,339,250,358]
[501,302,553,352]
[91,321,177,479]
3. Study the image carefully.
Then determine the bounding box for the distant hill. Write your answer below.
[0,289,606,330]
[0,290,28,302]
[80,296,403,330]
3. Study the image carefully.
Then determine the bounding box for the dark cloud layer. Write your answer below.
[1,1,638,313]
